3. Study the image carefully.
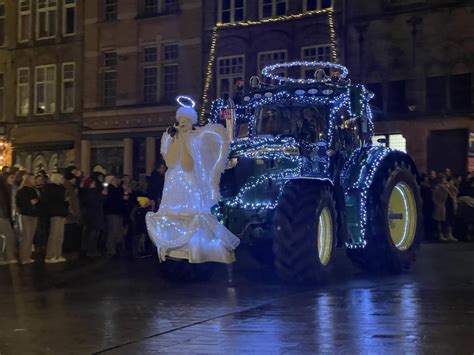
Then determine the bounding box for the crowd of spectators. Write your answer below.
[0,163,166,265]
[420,169,474,242]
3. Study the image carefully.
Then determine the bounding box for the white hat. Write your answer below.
[176,107,198,125]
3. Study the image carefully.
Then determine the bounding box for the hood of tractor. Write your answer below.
[219,136,303,210]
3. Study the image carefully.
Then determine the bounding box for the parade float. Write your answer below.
[148,62,423,283]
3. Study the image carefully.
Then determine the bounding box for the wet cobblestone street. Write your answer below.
[0,243,473,354]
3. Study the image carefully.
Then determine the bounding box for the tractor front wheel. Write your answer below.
[273,182,337,284]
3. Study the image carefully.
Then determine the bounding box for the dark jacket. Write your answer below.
[147,171,165,203]
[64,179,81,224]
[0,177,12,220]
[44,183,69,218]
[79,188,105,230]
[15,186,40,217]
[129,191,153,235]
[104,185,125,215]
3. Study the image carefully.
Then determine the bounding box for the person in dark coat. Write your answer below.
[104,176,125,256]
[15,174,40,264]
[63,168,82,252]
[147,163,166,207]
[420,173,434,241]
[129,180,155,258]
[33,174,49,253]
[80,178,105,257]
[43,173,69,263]
[0,175,18,264]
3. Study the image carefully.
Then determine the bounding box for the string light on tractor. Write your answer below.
[261,61,349,85]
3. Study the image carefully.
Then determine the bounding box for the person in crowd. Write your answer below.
[33,173,49,254]
[121,174,133,254]
[428,170,438,188]
[80,178,105,257]
[129,179,155,258]
[459,172,473,197]
[15,174,40,264]
[63,167,82,252]
[0,175,18,265]
[420,173,435,241]
[147,163,166,207]
[44,173,69,263]
[432,174,458,242]
[445,177,459,241]
[104,175,125,256]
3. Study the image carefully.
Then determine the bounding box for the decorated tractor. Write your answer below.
[210,61,422,283]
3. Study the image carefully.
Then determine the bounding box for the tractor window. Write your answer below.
[255,104,328,143]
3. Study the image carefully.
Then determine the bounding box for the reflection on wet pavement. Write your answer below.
[0,244,473,354]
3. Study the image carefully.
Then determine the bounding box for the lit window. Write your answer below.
[220,0,244,24]
[301,45,332,78]
[372,134,407,152]
[162,43,179,103]
[63,0,76,36]
[217,55,244,98]
[103,52,117,106]
[35,65,56,114]
[105,0,117,21]
[305,0,332,11]
[260,0,286,19]
[18,0,32,42]
[37,0,57,39]
[17,68,30,116]
[62,63,75,112]
[0,0,5,46]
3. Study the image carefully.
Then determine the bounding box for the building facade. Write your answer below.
[202,0,336,106]
[343,0,474,175]
[0,0,83,173]
[81,0,202,177]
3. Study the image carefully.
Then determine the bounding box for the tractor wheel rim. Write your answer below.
[388,182,417,251]
[317,207,333,266]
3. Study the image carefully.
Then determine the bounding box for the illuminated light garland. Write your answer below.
[200,7,338,122]
[261,61,349,84]
[177,95,196,108]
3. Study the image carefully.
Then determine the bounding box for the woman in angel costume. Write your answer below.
[146,100,240,264]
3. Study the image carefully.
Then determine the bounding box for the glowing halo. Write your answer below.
[176,95,196,108]
[261,61,349,84]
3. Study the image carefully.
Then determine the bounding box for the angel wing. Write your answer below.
[186,124,230,206]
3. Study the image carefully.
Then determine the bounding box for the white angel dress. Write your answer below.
[146,124,240,263]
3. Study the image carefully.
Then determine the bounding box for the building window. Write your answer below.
[387,80,407,114]
[62,63,75,112]
[163,65,178,102]
[143,47,158,103]
[163,0,179,12]
[301,45,332,78]
[162,43,179,103]
[426,76,446,113]
[163,44,178,61]
[103,52,117,106]
[304,0,332,11]
[0,1,5,46]
[35,65,56,114]
[18,0,32,42]
[63,0,76,35]
[144,46,158,63]
[219,0,244,24]
[143,67,158,103]
[217,55,244,98]
[258,50,287,78]
[260,0,286,19]
[0,73,4,121]
[17,68,30,116]
[105,0,117,21]
[450,73,471,111]
[37,0,57,39]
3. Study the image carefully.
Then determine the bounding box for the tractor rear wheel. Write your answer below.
[273,182,337,284]
[347,158,422,273]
